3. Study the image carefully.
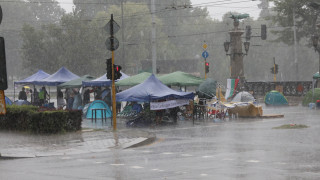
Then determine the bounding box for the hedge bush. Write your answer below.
[0,105,82,134]
[302,88,320,106]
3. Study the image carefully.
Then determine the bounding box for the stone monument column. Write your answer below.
[229,21,245,80]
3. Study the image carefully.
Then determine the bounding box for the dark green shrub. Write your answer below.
[0,105,82,134]
[302,88,320,106]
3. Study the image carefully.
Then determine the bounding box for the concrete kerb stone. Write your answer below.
[119,130,156,149]
[0,128,156,158]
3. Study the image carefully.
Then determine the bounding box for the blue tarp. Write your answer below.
[116,74,194,102]
[14,70,50,85]
[14,100,31,106]
[85,100,112,119]
[5,96,12,105]
[82,72,129,87]
[35,67,79,86]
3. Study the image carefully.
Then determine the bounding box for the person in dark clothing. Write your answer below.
[83,89,90,105]
[33,88,39,106]
[18,87,27,100]
[170,107,179,123]
[316,100,320,109]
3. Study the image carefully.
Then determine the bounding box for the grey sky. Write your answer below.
[57,0,262,20]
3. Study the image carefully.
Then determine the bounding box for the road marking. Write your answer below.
[142,150,152,153]
[175,171,187,174]
[60,157,72,160]
[95,161,106,164]
[131,166,144,169]
[162,152,174,155]
[222,158,234,161]
[110,164,125,166]
[181,154,193,157]
[275,162,286,165]
[152,168,164,172]
[202,155,214,158]
[246,160,260,163]
[200,174,208,176]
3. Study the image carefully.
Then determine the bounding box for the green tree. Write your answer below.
[269,0,319,44]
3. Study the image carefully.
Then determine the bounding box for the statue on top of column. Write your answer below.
[230,13,249,22]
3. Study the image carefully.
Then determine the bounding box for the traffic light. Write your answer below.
[270,66,275,74]
[261,24,267,40]
[245,25,251,41]
[205,62,209,73]
[114,65,122,80]
[0,37,7,90]
[275,64,279,74]
[106,58,112,79]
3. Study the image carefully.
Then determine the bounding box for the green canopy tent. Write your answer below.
[313,72,320,79]
[115,72,152,86]
[158,71,205,87]
[57,75,95,89]
[264,90,288,106]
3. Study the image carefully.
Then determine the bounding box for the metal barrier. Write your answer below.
[244,81,313,96]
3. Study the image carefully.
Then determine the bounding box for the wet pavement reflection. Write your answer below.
[0,104,319,179]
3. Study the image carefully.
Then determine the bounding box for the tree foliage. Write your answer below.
[269,0,320,44]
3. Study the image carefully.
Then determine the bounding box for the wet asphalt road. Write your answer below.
[0,105,320,180]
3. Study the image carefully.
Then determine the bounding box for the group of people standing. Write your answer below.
[57,88,84,110]
[18,86,49,106]
[17,86,114,110]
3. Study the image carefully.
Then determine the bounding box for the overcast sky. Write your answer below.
[57,0,262,20]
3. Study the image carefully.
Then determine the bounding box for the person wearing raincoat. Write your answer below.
[72,89,82,110]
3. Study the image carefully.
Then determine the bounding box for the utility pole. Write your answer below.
[121,0,125,69]
[293,9,299,80]
[151,0,157,74]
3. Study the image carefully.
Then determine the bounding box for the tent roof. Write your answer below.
[232,91,255,102]
[115,72,152,86]
[82,71,129,87]
[197,78,216,98]
[116,74,194,102]
[158,71,205,86]
[14,70,50,85]
[313,72,320,79]
[58,75,95,89]
[264,90,288,106]
[35,67,79,86]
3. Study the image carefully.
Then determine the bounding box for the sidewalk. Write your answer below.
[0,123,156,158]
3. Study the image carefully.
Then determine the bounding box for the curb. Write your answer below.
[124,131,156,149]
[0,129,156,158]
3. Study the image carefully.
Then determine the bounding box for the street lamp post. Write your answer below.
[223,20,250,80]
[312,32,320,88]
[310,2,320,87]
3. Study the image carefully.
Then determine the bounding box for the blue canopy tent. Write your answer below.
[14,70,51,101]
[82,72,129,87]
[116,74,194,102]
[14,69,50,85]
[35,67,79,86]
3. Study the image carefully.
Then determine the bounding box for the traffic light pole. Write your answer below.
[110,15,117,131]
[112,51,116,131]
[273,57,276,82]
[204,59,207,79]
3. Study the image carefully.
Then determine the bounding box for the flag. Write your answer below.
[225,79,239,100]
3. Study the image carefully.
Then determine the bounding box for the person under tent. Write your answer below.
[18,87,27,100]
